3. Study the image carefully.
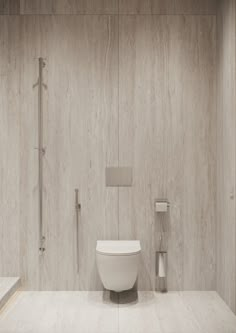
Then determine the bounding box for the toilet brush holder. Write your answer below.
[156,251,167,278]
[156,251,167,293]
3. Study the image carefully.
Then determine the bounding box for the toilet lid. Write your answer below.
[96,240,141,256]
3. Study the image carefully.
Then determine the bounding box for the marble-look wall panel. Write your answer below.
[119,15,216,291]
[216,0,236,313]
[20,15,118,290]
[119,0,217,15]
[0,16,20,276]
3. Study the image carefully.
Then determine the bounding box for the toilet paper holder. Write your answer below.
[155,200,170,212]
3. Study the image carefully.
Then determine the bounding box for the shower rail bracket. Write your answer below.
[34,147,46,156]
[39,236,46,255]
[75,189,81,273]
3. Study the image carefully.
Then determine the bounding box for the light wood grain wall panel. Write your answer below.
[119,0,217,15]
[0,0,20,14]
[216,0,236,313]
[20,0,53,14]
[20,15,118,290]
[119,15,216,291]
[0,17,20,276]
[52,0,118,14]
[1,0,216,15]
[43,15,118,290]
[19,16,51,289]
[20,0,118,14]
[0,13,217,292]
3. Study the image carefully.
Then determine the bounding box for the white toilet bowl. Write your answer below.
[96,240,141,292]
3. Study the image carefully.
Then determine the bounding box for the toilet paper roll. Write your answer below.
[155,202,168,212]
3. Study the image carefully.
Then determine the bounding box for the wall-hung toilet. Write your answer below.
[96,240,141,292]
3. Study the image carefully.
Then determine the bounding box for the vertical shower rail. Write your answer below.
[75,189,81,273]
[34,57,47,255]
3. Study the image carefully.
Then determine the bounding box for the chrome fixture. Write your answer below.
[75,189,81,273]
[33,57,47,255]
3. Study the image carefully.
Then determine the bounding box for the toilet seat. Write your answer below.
[96,240,141,256]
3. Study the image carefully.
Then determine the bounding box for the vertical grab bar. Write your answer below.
[75,189,81,273]
[34,58,47,255]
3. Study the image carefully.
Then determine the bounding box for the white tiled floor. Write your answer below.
[0,291,235,333]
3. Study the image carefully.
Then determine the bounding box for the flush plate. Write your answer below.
[106,167,133,187]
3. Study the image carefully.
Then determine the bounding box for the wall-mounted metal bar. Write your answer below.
[34,57,47,255]
[75,189,81,273]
